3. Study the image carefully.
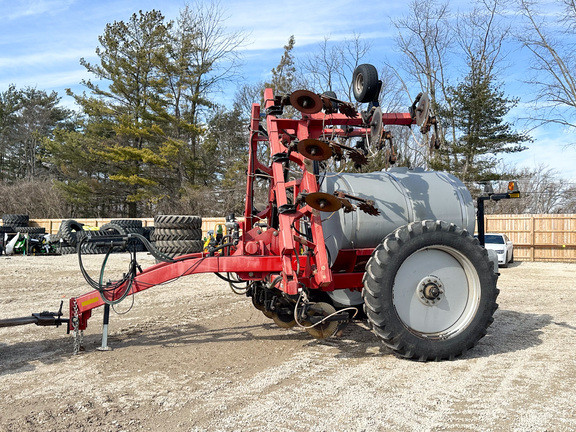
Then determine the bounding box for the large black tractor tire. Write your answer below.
[110,219,142,229]
[59,246,77,255]
[143,226,155,241]
[154,215,202,230]
[153,239,203,258]
[99,223,127,235]
[152,228,202,241]
[362,220,499,361]
[2,214,29,227]
[58,219,84,247]
[352,64,379,103]
[14,226,46,234]
[152,215,203,258]
[99,223,147,252]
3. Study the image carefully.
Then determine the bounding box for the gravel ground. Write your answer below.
[1,254,575,431]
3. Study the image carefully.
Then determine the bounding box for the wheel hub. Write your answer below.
[417,275,444,306]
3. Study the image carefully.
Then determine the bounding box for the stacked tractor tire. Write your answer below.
[2,214,203,258]
[151,215,203,258]
[1,214,46,235]
[56,219,152,255]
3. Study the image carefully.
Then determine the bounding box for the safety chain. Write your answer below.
[71,298,83,355]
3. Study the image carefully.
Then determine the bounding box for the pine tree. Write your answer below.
[433,66,530,183]
[53,5,247,217]
[0,87,72,182]
[45,124,118,216]
[201,106,248,216]
[66,10,175,217]
[0,85,21,181]
[265,36,297,95]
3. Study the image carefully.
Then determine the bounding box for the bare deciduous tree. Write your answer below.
[158,1,248,192]
[391,0,454,168]
[233,81,263,121]
[392,0,452,111]
[487,165,572,214]
[0,180,70,218]
[176,1,248,124]
[517,0,576,135]
[455,0,511,82]
[299,34,371,102]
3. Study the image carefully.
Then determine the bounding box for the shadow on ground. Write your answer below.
[0,307,554,374]
[466,309,553,359]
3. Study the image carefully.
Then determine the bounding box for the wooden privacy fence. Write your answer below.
[27,214,576,263]
[483,214,576,263]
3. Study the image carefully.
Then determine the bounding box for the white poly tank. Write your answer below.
[320,167,475,266]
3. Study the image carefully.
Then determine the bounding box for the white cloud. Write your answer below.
[501,125,576,181]
[0,49,89,69]
[0,68,89,92]
[3,0,76,20]
[225,0,398,51]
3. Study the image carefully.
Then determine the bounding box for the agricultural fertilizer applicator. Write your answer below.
[0,64,520,361]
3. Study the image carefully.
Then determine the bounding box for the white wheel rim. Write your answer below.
[354,74,364,95]
[392,246,481,339]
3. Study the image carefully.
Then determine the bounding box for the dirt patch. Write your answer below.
[1,255,576,431]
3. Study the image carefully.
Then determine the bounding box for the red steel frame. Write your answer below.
[69,88,415,331]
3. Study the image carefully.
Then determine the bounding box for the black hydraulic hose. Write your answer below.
[97,247,136,305]
[214,272,249,293]
[269,275,282,289]
[208,242,235,255]
[77,235,112,290]
[214,272,245,284]
[77,233,160,305]
[291,220,306,237]
[128,233,175,263]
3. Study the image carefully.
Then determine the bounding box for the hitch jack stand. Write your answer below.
[97,303,112,351]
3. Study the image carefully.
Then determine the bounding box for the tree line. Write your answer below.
[1,0,575,218]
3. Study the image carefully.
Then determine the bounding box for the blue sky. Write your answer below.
[1,0,575,182]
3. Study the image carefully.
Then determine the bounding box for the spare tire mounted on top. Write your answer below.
[352,64,380,103]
